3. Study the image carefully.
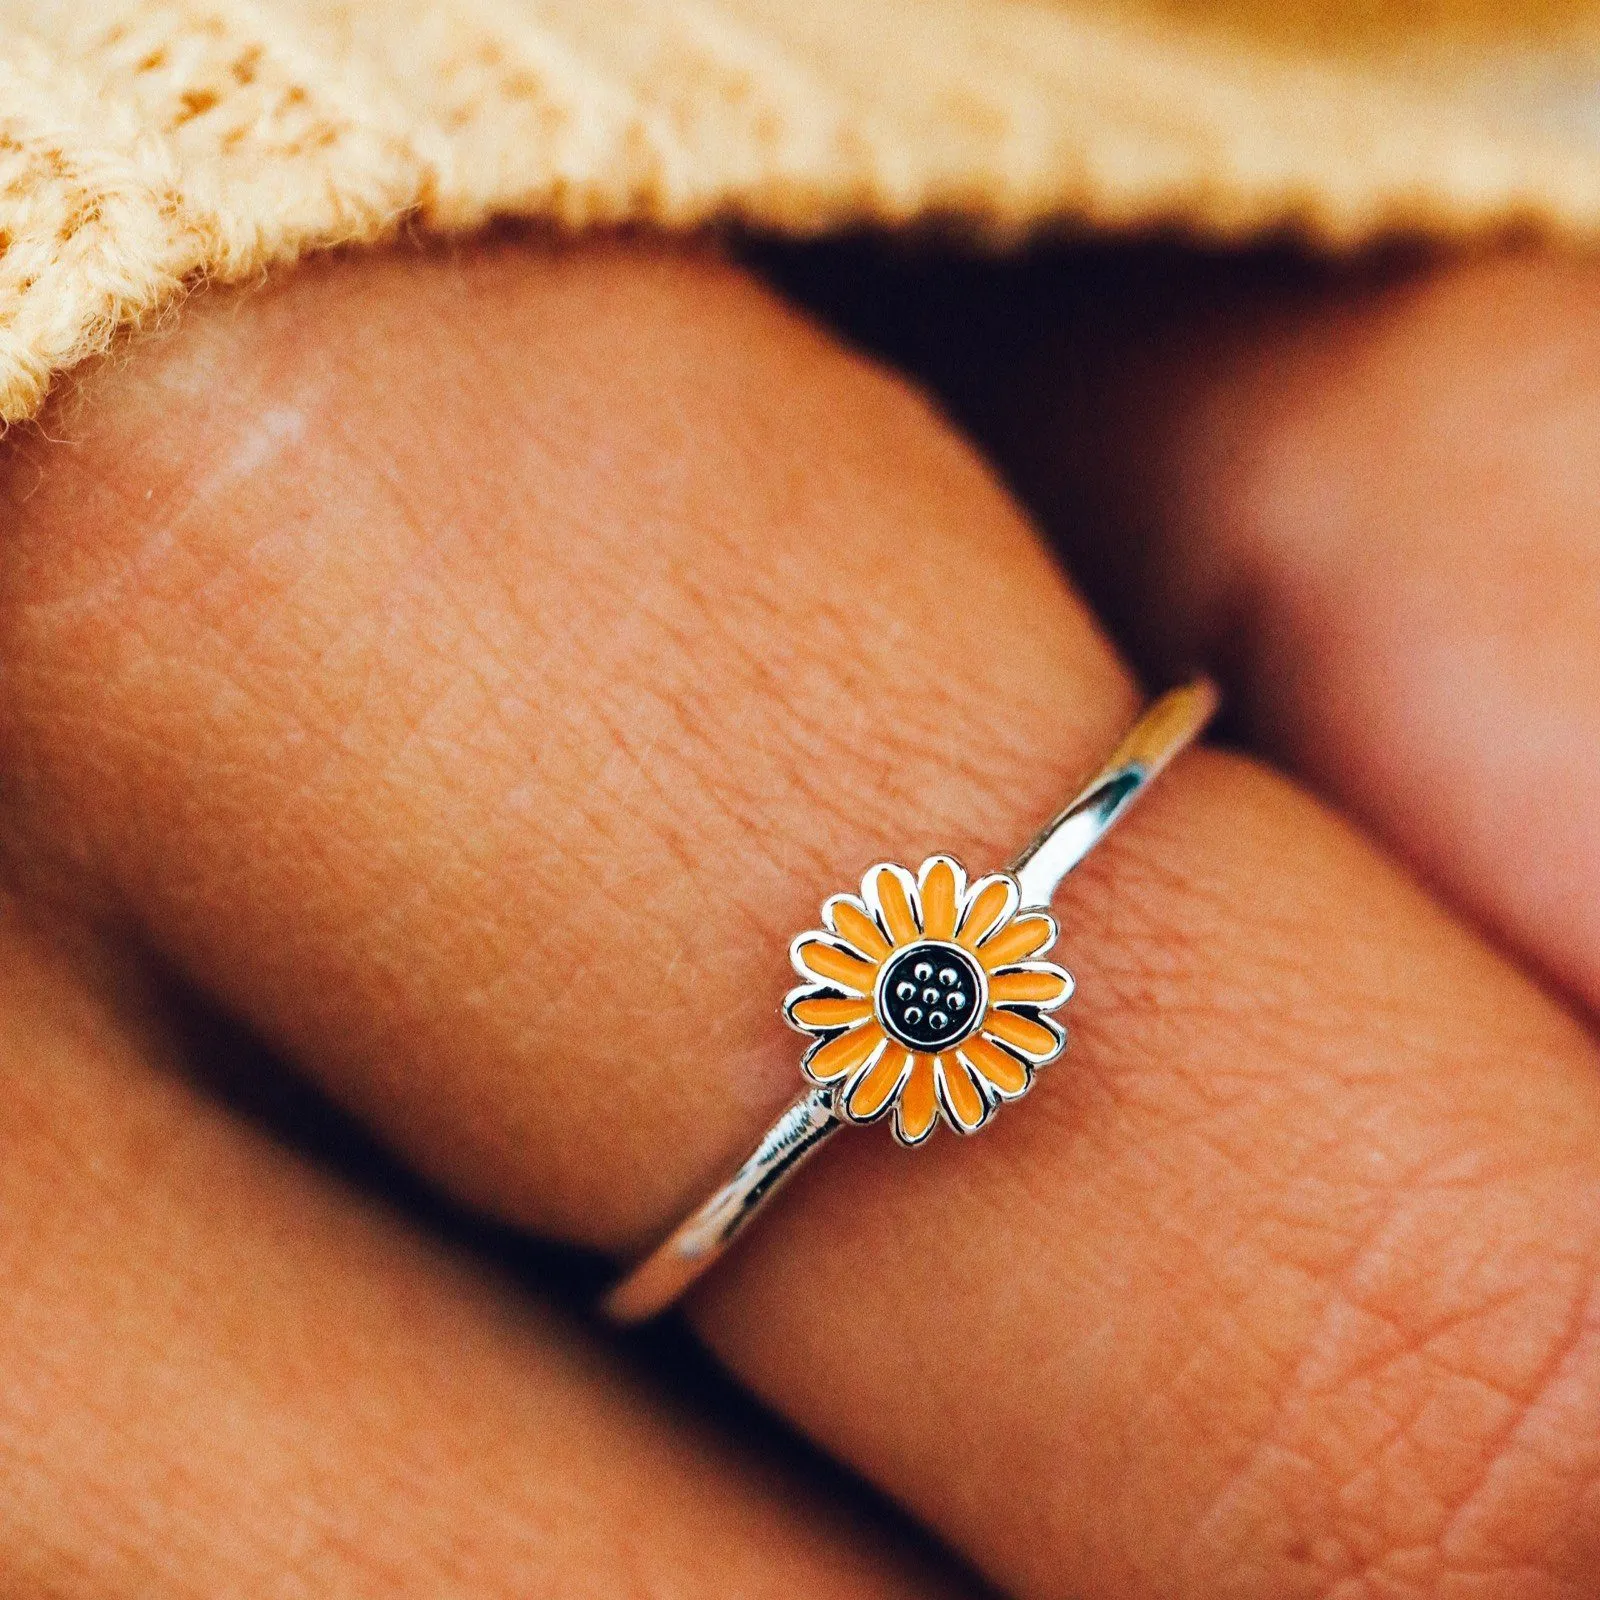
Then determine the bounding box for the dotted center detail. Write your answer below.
[878,942,984,1050]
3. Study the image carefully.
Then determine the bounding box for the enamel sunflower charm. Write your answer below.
[785,856,1074,1146]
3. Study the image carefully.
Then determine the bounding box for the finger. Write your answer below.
[0,239,1135,1249]
[924,246,1600,1017]
[3,243,1600,1598]
[0,900,958,1597]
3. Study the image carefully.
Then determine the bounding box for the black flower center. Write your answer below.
[877,942,985,1050]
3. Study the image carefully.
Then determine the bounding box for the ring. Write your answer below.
[603,678,1219,1323]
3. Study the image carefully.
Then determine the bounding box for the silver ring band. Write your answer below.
[604,679,1219,1323]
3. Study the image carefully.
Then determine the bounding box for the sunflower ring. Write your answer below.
[604,679,1218,1323]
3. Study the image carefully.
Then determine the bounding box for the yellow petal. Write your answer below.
[977,915,1054,970]
[791,994,875,1029]
[988,967,1072,1007]
[805,1020,885,1084]
[827,899,892,963]
[938,1053,987,1131]
[984,1008,1062,1061]
[869,865,921,947]
[958,878,1015,949]
[920,859,959,940]
[896,1054,939,1141]
[795,940,880,994]
[845,1048,910,1120]
[959,1035,1029,1096]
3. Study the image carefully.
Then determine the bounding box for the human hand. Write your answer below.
[1,239,1596,1597]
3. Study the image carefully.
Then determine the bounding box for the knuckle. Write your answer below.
[1184,1153,1600,1598]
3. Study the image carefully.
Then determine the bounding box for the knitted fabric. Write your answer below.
[2,0,1599,423]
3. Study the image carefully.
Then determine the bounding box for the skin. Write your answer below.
[0,897,959,1599]
[0,239,1596,1597]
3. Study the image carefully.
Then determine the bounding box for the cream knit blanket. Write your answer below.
[2,0,1599,423]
